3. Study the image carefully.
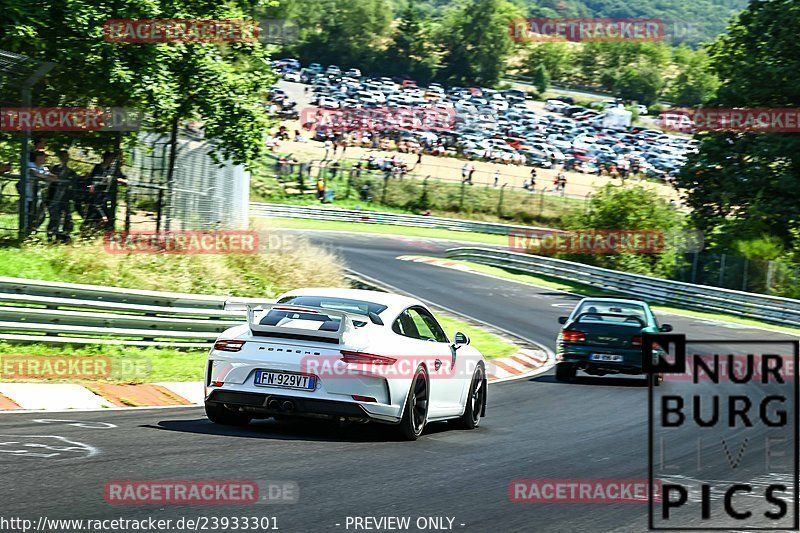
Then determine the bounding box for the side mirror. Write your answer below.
[659,324,673,332]
[453,331,470,345]
[558,316,568,325]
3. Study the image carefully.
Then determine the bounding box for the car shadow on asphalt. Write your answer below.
[531,374,647,388]
[145,417,454,443]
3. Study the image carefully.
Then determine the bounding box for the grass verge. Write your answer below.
[253,217,510,246]
[0,237,519,384]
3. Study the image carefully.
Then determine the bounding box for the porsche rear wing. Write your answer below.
[224,300,370,344]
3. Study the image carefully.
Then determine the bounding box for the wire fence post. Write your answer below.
[381,173,389,205]
[155,188,164,233]
[497,183,507,217]
[742,259,749,292]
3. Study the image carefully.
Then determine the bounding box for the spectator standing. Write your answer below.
[84,152,118,230]
[23,150,56,230]
[323,138,333,159]
[316,176,325,200]
[530,168,537,190]
[461,163,469,181]
[557,171,567,194]
[329,160,341,179]
[468,163,476,185]
[493,170,500,187]
[47,150,77,241]
[359,182,371,202]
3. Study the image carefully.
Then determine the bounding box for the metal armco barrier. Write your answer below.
[0,277,270,347]
[249,202,562,236]
[446,247,800,328]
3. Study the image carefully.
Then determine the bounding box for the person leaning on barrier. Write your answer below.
[47,150,78,242]
[84,151,126,231]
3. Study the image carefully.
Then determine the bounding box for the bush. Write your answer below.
[560,183,684,278]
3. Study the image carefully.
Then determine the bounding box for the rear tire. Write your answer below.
[397,366,429,441]
[205,402,252,426]
[555,363,576,382]
[452,365,486,430]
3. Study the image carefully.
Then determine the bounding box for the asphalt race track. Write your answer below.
[2,230,797,532]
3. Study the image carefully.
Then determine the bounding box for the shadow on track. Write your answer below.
[531,373,647,388]
[144,417,454,443]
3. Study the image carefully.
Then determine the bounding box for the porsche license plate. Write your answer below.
[254,370,316,390]
[590,353,624,362]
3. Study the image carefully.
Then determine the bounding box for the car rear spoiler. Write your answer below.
[575,312,645,327]
[224,301,375,344]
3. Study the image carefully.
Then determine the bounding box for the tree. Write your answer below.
[278,0,392,70]
[668,48,719,107]
[384,0,437,82]
[0,0,275,167]
[615,65,664,105]
[436,0,523,86]
[525,41,573,80]
[531,64,550,94]
[564,184,684,277]
[677,0,800,250]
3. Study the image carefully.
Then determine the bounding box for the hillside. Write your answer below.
[416,0,749,45]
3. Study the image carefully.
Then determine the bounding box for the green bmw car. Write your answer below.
[554,297,672,382]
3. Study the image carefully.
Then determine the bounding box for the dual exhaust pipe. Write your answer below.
[267,398,296,413]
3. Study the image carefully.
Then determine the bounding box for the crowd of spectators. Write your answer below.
[2,138,128,241]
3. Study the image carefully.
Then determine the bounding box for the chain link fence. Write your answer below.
[127,131,249,232]
[261,155,592,222]
[675,252,800,299]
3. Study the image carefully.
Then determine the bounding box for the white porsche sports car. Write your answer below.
[205,288,487,440]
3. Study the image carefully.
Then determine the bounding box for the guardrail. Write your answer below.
[0,277,266,347]
[446,247,800,328]
[250,202,562,236]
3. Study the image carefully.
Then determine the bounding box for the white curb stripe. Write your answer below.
[495,357,529,373]
[157,381,205,405]
[0,383,114,410]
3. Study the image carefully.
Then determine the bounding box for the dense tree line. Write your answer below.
[0,0,276,166]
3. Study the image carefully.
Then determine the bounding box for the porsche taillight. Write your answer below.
[214,340,246,352]
[340,350,396,365]
[562,331,586,342]
[632,336,642,346]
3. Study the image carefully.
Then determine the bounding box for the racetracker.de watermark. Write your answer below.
[103,231,259,255]
[658,108,800,133]
[509,479,662,503]
[509,18,665,42]
[103,19,259,43]
[299,354,487,380]
[300,106,457,133]
[0,108,143,132]
[0,355,150,381]
[104,480,298,505]
[508,229,665,254]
